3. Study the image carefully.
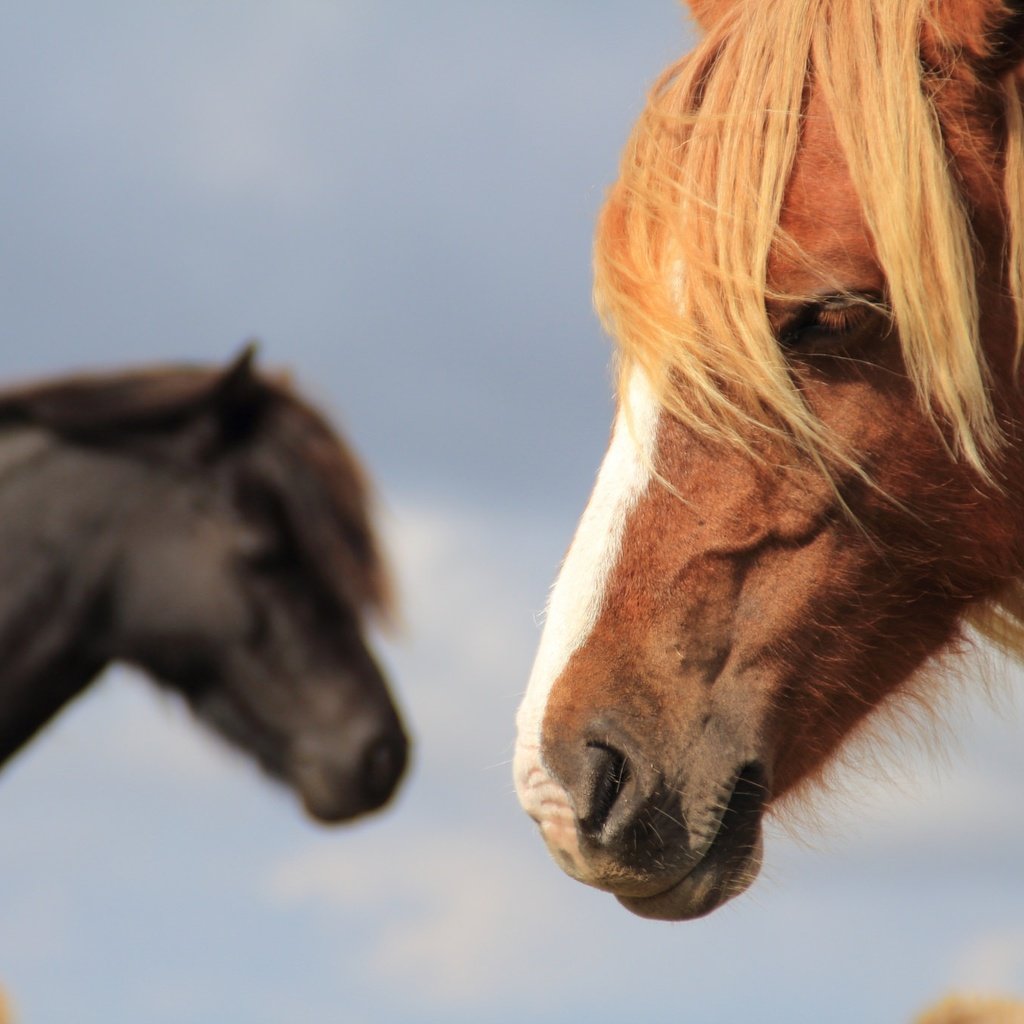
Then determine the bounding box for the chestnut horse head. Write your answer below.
[514,0,1024,920]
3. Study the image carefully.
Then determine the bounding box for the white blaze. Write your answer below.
[513,369,661,835]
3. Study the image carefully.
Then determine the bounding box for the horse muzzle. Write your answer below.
[514,718,769,920]
[290,715,409,823]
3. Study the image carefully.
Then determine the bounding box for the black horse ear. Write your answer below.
[216,342,259,399]
[206,342,269,450]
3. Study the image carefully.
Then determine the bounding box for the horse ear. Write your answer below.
[684,0,734,32]
[207,342,270,450]
[216,342,259,399]
[926,0,1024,75]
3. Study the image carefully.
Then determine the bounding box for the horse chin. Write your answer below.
[296,779,373,824]
[602,762,768,921]
[617,829,764,921]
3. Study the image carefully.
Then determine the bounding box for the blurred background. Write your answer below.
[0,2,1021,1022]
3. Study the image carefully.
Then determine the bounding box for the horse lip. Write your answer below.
[291,755,368,822]
[615,763,768,920]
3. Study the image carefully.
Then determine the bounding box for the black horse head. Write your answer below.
[0,348,408,822]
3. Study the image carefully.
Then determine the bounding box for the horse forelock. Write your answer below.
[595,0,1024,479]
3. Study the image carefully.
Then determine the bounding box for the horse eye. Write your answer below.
[778,294,885,350]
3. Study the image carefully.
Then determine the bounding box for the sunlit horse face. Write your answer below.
[515,0,1024,919]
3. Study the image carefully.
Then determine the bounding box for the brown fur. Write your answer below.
[533,0,1024,920]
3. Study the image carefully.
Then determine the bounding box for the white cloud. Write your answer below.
[372,497,549,768]
[265,827,570,1006]
[0,884,72,968]
[949,929,1024,991]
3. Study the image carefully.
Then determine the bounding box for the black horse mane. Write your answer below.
[0,348,391,620]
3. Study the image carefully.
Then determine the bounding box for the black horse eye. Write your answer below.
[778,294,886,350]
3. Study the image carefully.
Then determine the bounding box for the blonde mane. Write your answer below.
[593,0,1024,657]
[594,0,1024,470]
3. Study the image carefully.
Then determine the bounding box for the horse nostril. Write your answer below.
[579,741,631,836]
[361,732,408,807]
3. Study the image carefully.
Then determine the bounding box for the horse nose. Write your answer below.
[294,719,409,823]
[576,741,633,836]
[528,722,700,897]
[360,729,408,808]
[550,725,656,849]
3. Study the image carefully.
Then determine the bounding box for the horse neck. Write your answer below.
[0,425,144,766]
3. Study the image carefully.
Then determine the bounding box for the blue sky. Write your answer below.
[0,3,1022,1022]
